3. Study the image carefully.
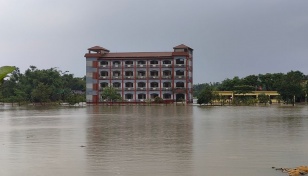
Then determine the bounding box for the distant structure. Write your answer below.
[84,44,193,104]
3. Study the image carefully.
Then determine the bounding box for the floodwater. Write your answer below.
[0,105,308,176]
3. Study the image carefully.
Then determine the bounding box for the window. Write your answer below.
[150,70,158,76]
[150,82,158,87]
[138,82,146,87]
[176,70,184,76]
[137,60,146,65]
[100,82,108,88]
[125,94,133,99]
[100,61,108,66]
[163,60,171,64]
[163,82,171,87]
[113,61,121,66]
[113,82,121,88]
[150,93,159,99]
[125,71,133,76]
[176,58,184,64]
[125,82,133,88]
[125,60,133,65]
[176,82,184,88]
[100,71,108,76]
[163,93,171,99]
[138,71,146,76]
[150,60,158,64]
[163,70,171,76]
[113,71,121,76]
[138,94,146,99]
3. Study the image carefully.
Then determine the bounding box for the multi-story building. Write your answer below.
[84,44,193,104]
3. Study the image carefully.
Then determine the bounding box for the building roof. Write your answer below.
[173,44,193,50]
[88,46,110,52]
[102,52,173,58]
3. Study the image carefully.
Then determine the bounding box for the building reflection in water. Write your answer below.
[85,105,193,176]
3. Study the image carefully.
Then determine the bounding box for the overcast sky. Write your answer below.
[1,0,308,83]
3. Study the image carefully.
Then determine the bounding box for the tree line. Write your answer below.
[194,70,308,106]
[0,66,86,105]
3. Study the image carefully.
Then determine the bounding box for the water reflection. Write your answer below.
[85,106,193,176]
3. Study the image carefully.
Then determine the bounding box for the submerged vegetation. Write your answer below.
[0,66,85,105]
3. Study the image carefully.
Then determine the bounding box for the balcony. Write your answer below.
[174,75,185,79]
[149,87,159,91]
[175,64,185,68]
[125,64,134,68]
[149,76,159,79]
[137,87,146,91]
[124,87,134,91]
[162,64,172,68]
[162,75,172,79]
[137,64,145,68]
[173,87,186,93]
[162,87,172,91]
[150,64,158,68]
[112,76,122,79]
[99,76,109,80]
[112,65,121,68]
[137,76,146,79]
[100,65,109,69]
[124,76,134,79]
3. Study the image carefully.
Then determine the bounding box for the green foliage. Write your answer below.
[154,96,164,103]
[276,71,305,105]
[0,66,15,86]
[31,83,52,104]
[194,71,308,105]
[258,93,270,105]
[197,85,214,105]
[0,66,85,105]
[101,86,122,102]
[233,85,255,95]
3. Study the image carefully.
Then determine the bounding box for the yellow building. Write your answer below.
[215,91,280,103]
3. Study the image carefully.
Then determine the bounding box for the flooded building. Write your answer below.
[84,44,193,104]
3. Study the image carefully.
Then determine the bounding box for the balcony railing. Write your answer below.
[124,76,134,79]
[161,64,172,68]
[162,75,171,79]
[112,76,122,79]
[137,64,145,68]
[149,64,158,68]
[174,75,185,79]
[149,87,159,91]
[99,76,109,80]
[162,87,172,91]
[149,76,159,79]
[100,65,109,68]
[137,76,146,79]
[124,87,134,91]
[125,64,134,68]
[175,64,185,68]
[136,87,146,91]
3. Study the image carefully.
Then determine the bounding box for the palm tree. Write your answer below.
[0,66,16,86]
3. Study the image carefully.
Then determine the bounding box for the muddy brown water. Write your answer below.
[1,105,307,176]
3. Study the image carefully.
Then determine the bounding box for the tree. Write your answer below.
[101,86,122,102]
[276,71,304,106]
[258,93,270,105]
[197,85,214,105]
[31,83,52,105]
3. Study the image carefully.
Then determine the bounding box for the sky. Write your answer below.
[1,0,308,84]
